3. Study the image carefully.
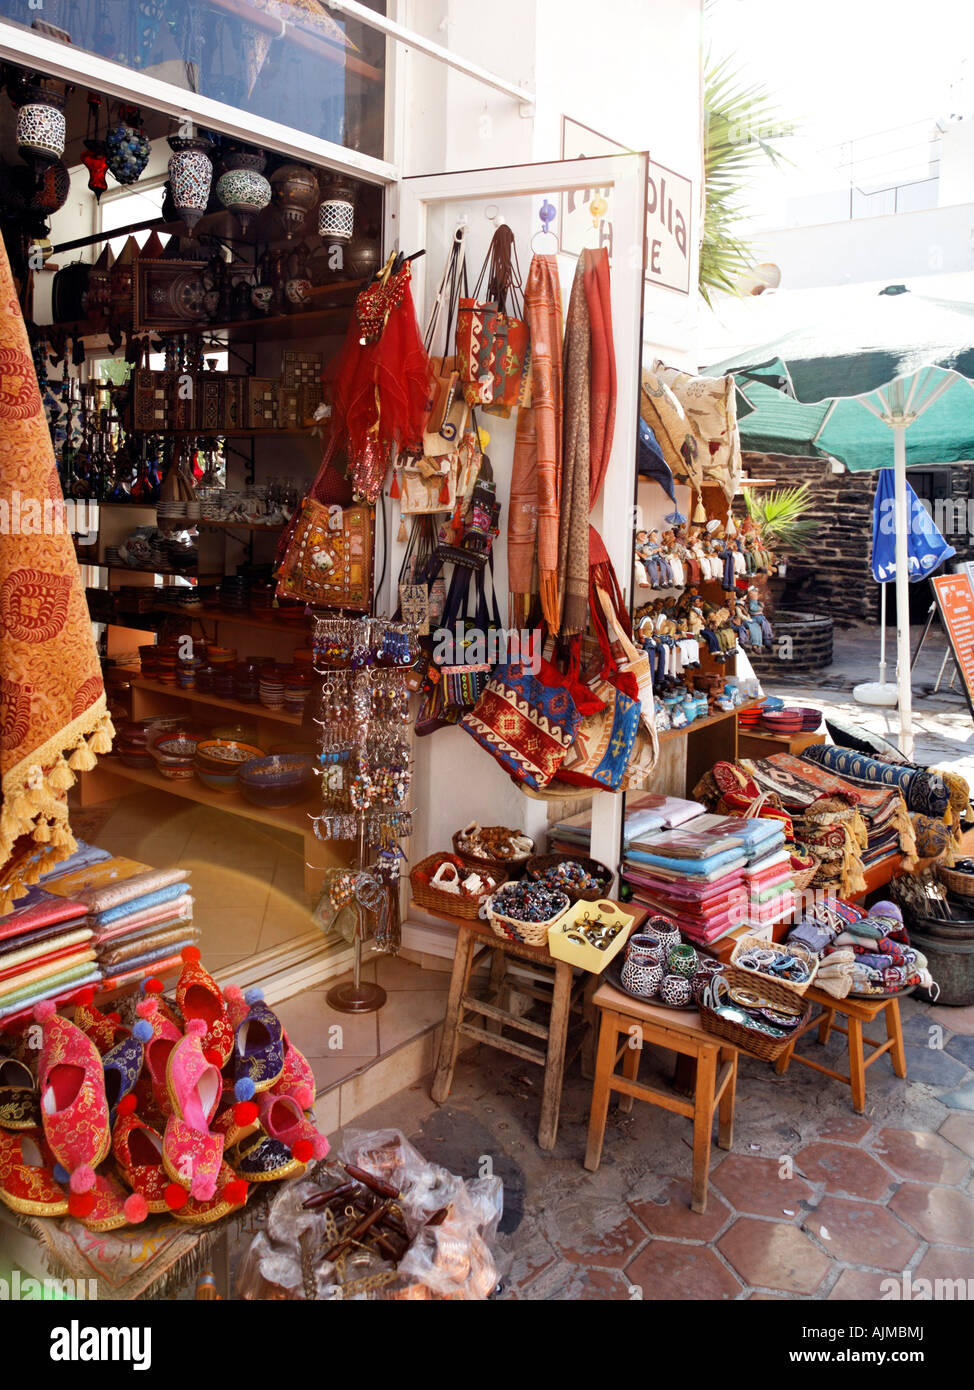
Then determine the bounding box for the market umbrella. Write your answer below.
[707,285,974,756]
[861,469,956,705]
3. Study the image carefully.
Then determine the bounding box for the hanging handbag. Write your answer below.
[438,561,505,713]
[399,450,460,515]
[554,634,642,793]
[275,496,374,610]
[423,226,469,454]
[460,653,582,791]
[456,226,528,412]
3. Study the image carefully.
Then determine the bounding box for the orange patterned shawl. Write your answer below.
[0,237,114,914]
[508,254,563,628]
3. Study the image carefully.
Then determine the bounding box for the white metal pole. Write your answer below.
[878,583,887,686]
[892,422,914,756]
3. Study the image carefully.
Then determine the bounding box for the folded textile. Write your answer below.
[0,914,89,957]
[0,953,99,1008]
[0,968,102,1022]
[625,796,704,832]
[802,745,949,818]
[35,841,112,881]
[98,924,198,969]
[0,886,90,944]
[682,814,783,851]
[626,845,747,877]
[90,881,191,927]
[72,866,190,917]
[622,867,746,903]
[0,928,93,979]
[788,919,834,954]
[95,896,194,944]
[634,830,743,860]
[99,953,183,992]
[742,849,792,877]
[97,937,199,980]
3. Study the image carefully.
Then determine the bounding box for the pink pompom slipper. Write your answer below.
[257,1093,329,1166]
[136,997,183,1119]
[269,1031,317,1111]
[34,1001,110,1217]
[163,1020,224,1202]
[176,948,233,1068]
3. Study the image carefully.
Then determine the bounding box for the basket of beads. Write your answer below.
[453,822,535,876]
[525,853,612,903]
[410,854,506,922]
[483,881,570,947]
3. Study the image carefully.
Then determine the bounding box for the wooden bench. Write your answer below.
[584,981,739,1213]
[773,985,907,1113]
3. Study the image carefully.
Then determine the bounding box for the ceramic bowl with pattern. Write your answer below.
[238,754,315,807]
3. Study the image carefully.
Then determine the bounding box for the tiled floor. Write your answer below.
[322,990,974,1300]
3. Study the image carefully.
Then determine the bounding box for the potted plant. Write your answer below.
[743,483,817,611]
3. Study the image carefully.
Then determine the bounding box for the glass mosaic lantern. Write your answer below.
[105,107,151,186]
[271,162,318,240]
[318,176,356,243]
[167,133,214,233]
[15,83,66,173]
[215,147,271,238]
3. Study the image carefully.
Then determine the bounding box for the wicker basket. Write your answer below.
[730,933,818,996]
[452,827,534,877]
[698,974,810,1062]
[410,854,506,921]
[790,863,819,893]
[484,889,570,947]
[937,863,974,899]
[525,852,612,903]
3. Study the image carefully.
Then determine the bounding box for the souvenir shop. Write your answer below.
[0,18,968,1304]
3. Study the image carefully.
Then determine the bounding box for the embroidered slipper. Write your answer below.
[227,1132,308,1184]
[136,997,182,1119]
[0,1051,40,1131]
[75,1170,148,1231]
[73,988,128,1055]
[257,1093,329,1164]
[112,1111,170,1215]
[228,988,285,1125]
[162,1020,224,1202]
[212,1094,260,1151]
[0,1127,68,1217]
[34,1001,110,1217]
[102,1018,153,1124]
[269,1032,317,1111]
[176,947,233,1068]
[170,1160,249,1226]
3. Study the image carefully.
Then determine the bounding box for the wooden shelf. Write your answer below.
[122,428,316,439]
[98,758,317,835]
[658,698,761,743]
[152,604,311,634]
[195,520,288,533]
[130,677,305,725]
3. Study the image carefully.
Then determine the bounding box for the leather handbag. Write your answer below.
[423,226,469,454]
[275,497,373,611]
[438,561,504,713]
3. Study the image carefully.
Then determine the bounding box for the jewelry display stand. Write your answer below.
[313,616,415,1016]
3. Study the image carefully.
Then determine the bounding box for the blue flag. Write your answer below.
[870,468,955,583]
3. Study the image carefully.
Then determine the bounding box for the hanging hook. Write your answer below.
[531,197,558,254]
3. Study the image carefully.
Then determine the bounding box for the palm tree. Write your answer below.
[700,54,793,306]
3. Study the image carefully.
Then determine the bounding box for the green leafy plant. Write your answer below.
[744,484,817,555]
[701,54,793,306]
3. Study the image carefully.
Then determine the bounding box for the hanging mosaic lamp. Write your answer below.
[318,176,356,243]
[105,105,151,186]
[215,146,271,238]
[80,93,108,201]
[30,159,71,219]
[14,80,67,174]
[167,132,214,233]
[271,161,318,240]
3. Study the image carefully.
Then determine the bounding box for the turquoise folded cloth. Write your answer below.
[91,882,190,927]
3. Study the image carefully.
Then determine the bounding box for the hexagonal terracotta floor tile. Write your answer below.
[626,1240,742,1300]
[827,1268,900,1300]
[550,1210,649,1269]
[711,1154,813,1219]
[629,1179,732,1242]
[914,1244,974,1291]
[797,1141,893,1200]
[940,1114,974,1161]
[888,1184,974,1247]
[872,1128,971,1185]
[819,1115,874,1144]
[801,1197,919,1270]
[718,1218,831,1295]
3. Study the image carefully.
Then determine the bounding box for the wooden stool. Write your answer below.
[431,911,645,1150]
[773,985,907,1114]
[584,981,739,1213]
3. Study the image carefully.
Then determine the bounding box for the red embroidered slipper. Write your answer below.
[0,1127,68,1217]
[74,988,128,1055]
[34,1001,110,1217]
[112,1111,170,1215]
[170,1160,249,1226]
[162,1020,224,1202]
[257,1093,329,1165]
[75,1171,148,1231]
[136,997,182,1118]
[269,1032,317,1111]
[176,947,233,1067]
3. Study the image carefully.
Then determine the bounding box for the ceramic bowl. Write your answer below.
[195,765,241,793]
[195,738,264,774]
[238,754,314,807]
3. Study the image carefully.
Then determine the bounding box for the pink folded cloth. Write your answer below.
[72,867,190,916]
[94,895,194,943]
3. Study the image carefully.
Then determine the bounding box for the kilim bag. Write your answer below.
[275,497,373,611]
[457,226,528,410]
[460,653,582,791]
[400,450,460,515]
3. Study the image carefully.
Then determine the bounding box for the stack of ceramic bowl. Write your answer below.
[761,706,804,736]
[138,643,158,680]
[250,583,276,615]
[737,700,766,730]
[177,655,200,689]
[283,665,313,717]
[259,664,285,709]
[238,753,314,808]
[155,643,179,685]
[149,731,199,780]
[156,500,187,523]
[219,575,250,611]
[233,659,261,704]
[194,737,264,793]
[114,721,153,769]
[793,706,823,732]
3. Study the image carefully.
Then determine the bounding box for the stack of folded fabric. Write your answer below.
[622,814,793,946]
[786,898,936,999]
[0,887,101,1024]
[549,794,705,856]
[42,857,197,990]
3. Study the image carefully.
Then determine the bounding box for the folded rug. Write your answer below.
[802,745,949,818]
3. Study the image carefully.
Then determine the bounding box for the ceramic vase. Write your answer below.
[168,135,214,232]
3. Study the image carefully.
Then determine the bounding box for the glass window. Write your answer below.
[1,0,387,158]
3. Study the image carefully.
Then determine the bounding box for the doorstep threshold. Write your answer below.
[212,931,353,1007]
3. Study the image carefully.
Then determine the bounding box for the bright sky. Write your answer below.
[705,0,974,226]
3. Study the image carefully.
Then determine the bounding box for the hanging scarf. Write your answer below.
[509,255,562,627]
[558,258,591,637]
[0,237,115,915]
[326,259,432,502]
[584,248,615,506]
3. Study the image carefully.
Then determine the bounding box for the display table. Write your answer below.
[773,985,907,1113]
[431,907,646,1151]
[738,729,826,760]
[584,982,739,1213]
